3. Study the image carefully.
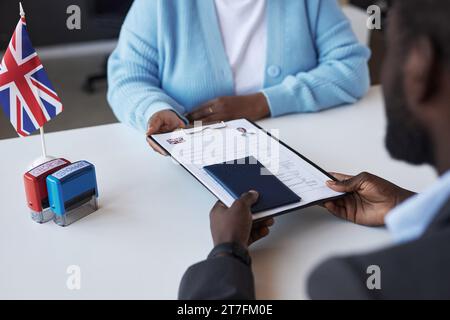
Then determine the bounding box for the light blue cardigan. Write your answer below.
[107,0,371,132]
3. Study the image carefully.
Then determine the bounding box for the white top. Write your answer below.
[0,87,437,299]
[214,0,267,95]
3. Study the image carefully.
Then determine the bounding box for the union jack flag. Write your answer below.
[0,15,63,137]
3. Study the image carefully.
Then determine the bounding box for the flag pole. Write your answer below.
[19,2,25,17]
[40,127,48,158]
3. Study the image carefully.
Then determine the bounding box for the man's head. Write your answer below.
[382,0,450,172]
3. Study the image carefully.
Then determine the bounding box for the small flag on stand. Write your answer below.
[0,2,63,137]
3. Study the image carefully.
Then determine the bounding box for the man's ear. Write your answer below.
[403,37,437,111]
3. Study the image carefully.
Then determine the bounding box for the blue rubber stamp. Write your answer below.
[46,161,99,226]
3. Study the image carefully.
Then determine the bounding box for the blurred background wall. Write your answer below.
[0,0,132,47]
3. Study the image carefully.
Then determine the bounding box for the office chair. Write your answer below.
[83,0,132,93]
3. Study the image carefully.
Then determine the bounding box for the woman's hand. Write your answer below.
[146,110,186,155]
[324,172,415,226]
[186,93,270,123]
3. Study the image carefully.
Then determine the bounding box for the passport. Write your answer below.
[203,156,301,213]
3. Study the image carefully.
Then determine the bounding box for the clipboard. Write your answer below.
[149,118,345,221]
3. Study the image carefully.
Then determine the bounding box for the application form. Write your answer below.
[151,119,343,220]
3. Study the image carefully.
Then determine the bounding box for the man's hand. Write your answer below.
[186,93,270,123]
[146,110,186,155]
[210,191,275,249]
[324,172,415,226]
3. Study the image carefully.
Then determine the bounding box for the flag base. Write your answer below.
[29,155,57,170]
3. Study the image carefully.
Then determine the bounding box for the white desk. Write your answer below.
[0,86,436,299]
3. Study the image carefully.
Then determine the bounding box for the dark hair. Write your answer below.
[395,0,450,67]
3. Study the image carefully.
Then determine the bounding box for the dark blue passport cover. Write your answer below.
[203,156,301,213]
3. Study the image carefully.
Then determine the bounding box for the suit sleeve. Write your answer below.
[307,257,373,300]
[178,256,255,300]
[262,0,371,116]
[308,232,450,300]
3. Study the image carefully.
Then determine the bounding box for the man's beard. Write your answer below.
[384,75,435,166]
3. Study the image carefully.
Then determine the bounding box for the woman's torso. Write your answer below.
[155,0,320,111]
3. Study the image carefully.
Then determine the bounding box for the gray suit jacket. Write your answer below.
[178,198,450,299]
